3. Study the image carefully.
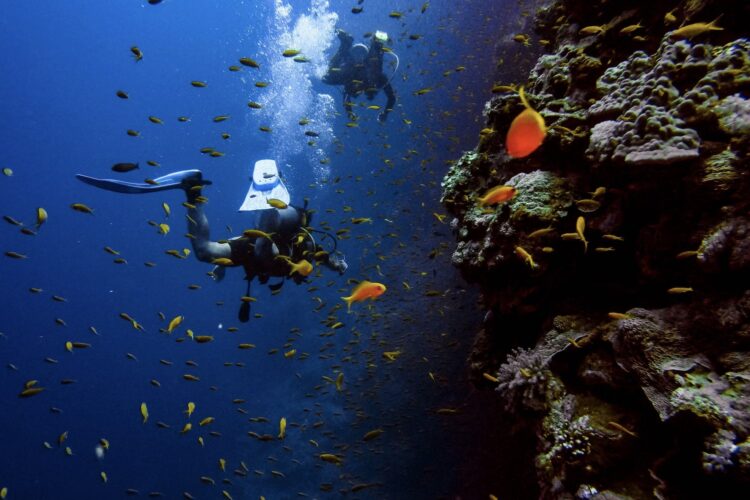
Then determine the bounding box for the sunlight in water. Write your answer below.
[254,0,338,186]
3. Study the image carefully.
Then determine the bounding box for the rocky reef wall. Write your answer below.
[441,0,750,498]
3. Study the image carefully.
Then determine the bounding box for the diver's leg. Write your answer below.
[185,189,231,262]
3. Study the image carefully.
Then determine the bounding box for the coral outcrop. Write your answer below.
[441,0,750,497]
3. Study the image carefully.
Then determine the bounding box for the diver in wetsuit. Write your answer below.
[322,29,397,122]
[76,161,347,322]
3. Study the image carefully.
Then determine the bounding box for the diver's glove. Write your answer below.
[329,253,348,275]
[378,112,388,123]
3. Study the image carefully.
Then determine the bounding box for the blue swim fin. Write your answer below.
[76,169,210,194]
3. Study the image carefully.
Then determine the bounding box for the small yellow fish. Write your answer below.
[199,416,214,426]
[36,207,48,228]
[664,9,677,25]
[528,227,554,238]
[71,203,94,214]
[668,287,694,294]
[140,402,148,423]
[185,402,195,417]
[362,428,384,441]
[167,315,183,333]
[608,312,631,320]
[100,471,108,483]
[242,229,274,240]
[676,250,700,259]
[319,453,343,465]
[267,198,288,209]
[579,25,606,36]
[239,57,260,68]
[382,350,401,361]
[282,49,301,57]
[335,372,344,391]
[576,216,588,252]
[181,423,192,434]
[670,16,722,39]
[278,417,287,439]
[575,199,601,213]
[514,246,539,269]
[162,202,170,217]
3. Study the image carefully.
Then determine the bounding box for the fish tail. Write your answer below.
[341,296,352,312]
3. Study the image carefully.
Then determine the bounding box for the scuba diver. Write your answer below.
[322,29,397,122]
[76,160,348,322]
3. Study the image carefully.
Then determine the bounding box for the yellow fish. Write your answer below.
[70,203,94,214]
[140,402,148,423]
[185,402,195,417]
[576,216,587,252]
[278,417,287,439]
[670,16,722,39]
[167,315,183,333]
[267,198,288,209]
[36,207,48,228]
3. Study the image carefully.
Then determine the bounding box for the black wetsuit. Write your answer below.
[227,205,338,286]
[323,35,396,121]
[227,205,304,284]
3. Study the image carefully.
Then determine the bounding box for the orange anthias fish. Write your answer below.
[477,185,517,206]
[505,86,546,158]
[341,281,386,311]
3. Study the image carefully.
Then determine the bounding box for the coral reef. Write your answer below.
[441,0,750,497]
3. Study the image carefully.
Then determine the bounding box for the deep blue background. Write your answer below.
[0,0,534,498]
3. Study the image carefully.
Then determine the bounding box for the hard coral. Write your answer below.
[585,37,750,166]
[495,347,559,413]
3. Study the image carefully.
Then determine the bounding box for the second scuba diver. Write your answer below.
[322,29,397,122]
[76,160,348,322]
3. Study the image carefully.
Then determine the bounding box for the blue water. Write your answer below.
[0,1,532,498]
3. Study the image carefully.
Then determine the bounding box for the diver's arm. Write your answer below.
[379,82,396,122]
[186,201,231,262]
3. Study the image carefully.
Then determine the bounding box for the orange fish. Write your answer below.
[505,86,546,158]
[341,281,386,311]
[477,185,516,206]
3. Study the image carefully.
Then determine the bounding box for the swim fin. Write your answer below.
[238,280,251,323]
[76,169,211,194]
